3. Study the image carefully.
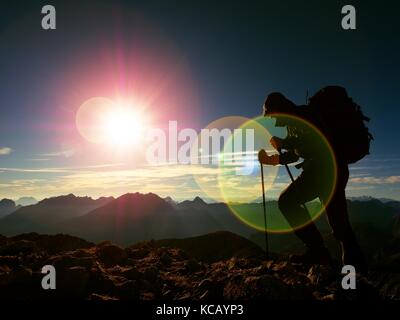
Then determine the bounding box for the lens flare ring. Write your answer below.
[216,113,338,234]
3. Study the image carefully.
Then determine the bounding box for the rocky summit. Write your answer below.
[0,232,398,300]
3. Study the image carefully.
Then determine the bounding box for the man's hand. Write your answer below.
[270,137,283,151]
[258,149,280,165]
[258,149,268,163]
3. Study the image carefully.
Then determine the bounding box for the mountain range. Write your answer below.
[0,192,399,264]
[0,199,20,219]
[0,197,39,219]
[0,192,399,301]
[0,194,113,235]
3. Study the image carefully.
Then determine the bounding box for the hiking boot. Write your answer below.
[341,242,368,275]
[290,246,332,265]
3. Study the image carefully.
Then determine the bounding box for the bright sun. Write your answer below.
[104,107,144,146]
[76,97,148,148]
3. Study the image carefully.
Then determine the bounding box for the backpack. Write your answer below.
[307,86,373,164]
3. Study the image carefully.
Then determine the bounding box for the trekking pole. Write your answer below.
[259,162,269,259]
[277,148,295,183]
[278,149,310,213]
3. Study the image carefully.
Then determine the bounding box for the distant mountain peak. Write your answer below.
[95,192,173,214]
[193,196,207,205]
[0,199,19,219]
[39,194,84,205]
[0,199,16,207]
[177,196,208,209]
[116,192,166,203]
[15,197,37,206]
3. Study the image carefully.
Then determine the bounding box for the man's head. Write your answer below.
[263,92,296,127]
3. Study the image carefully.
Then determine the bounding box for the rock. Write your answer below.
[0,269,12,286]
[171,248,188,261]
[184,259,202,273]
[284,272,311,286]
[177,292,191,301]
[107,265,142,280]
[11,234,94,254]
[228,257,260,270]
[253,263,273,276]
[0,235,7,246]
[113,280,140,300]
[0,240,38,255]
[48,254,94,270]
[223,274,290,300]
[142,292,156,300]
[227,257,237,270]
[0,265,33,292]
[97,244,128,266]
[10,265,32,284]
[121,266,142,280]
[0,255,20,267]
[70,248,95,258]
[377,273,400,299]
[272,261,296,274]
[126,247,150,259]
[197,278,213,292]
[0,231,397,301]
[159,252,172,266]
[88,266,115,294]
[196,278,223,300]
[320,293,336,301]
[58,266,90,298]
[143,266,159,281]
[337,277,380,301]
[89,293,118,301]
[162,289,174,299]
[307,265,337,287]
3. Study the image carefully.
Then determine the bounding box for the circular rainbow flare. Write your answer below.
[191,116,279,203]
[216,114,338,234]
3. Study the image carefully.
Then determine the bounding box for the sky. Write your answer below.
[0,0,399,201]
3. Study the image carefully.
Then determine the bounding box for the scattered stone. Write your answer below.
[48,254,94,270]
[160,252,172,266]
[121,266,142,280]
[0,233,397,300]
[0,240,38,255]
[184,259,201,272]
[0,255,20,267]
[89,293,118,301]
[58,266,90,298]
[113,280,140,299]
[143,266,159,281]
[320,293,336,301]
[307,265,337,287]
[126,247,150,259]
[10,265,32,284]
[96,244,128,266]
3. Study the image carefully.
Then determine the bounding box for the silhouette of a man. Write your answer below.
[258,92,367,273]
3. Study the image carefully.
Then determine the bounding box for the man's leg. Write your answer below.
[321,165,367,273]
[278,171,325,251]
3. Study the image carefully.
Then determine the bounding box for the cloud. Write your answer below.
[26,158,51,161]
[0,162,125,174]
[0,147,13,155]
[38,149,75,158]
[0,167,71,173]
[349,176,400,185]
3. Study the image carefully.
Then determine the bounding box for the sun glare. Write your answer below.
[76,97,148,148]
[104,107,144,146]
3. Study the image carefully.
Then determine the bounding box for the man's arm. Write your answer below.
[258,149,299,165]
[280,136,298,150]
[278,150,299,165]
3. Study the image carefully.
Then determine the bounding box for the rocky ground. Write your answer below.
[0,232,398,300]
